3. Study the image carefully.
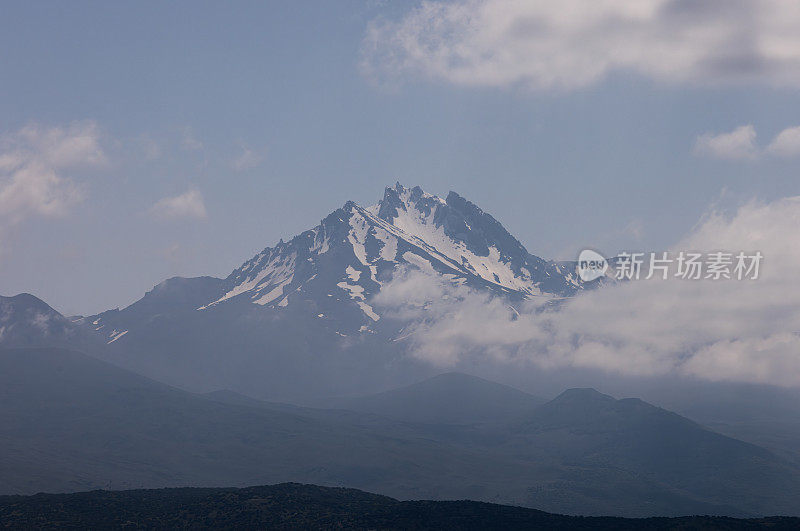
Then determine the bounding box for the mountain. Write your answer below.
[494,388,800,516]
[3,347,800,516]
[0,294,97,350]
[6,185,800,518]
[0,347,532,501]
[336,372,545,424]
[29,183,580,401]
[3,484,799,530]
[88,183,578,344]
[206,183,579,325]
[88,183,578,341]
[604,379,800,465]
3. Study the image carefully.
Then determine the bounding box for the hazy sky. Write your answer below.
[2,0,800,315]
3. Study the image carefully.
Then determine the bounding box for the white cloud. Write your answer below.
[361,0,800,91]
[150,189,208,220]
[693,124,800,160]
[232,145,264,171]
[766,125,800,157]
[375,196,800,386]
[0,121,104,226]
[694,125,759,160]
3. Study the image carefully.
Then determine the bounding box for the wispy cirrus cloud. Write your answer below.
[231,144,264,171]
[361,0,800,91]
[150,188,207,220]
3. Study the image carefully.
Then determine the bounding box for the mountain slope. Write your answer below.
[84,276,225,346]
[0,294,97,350]
[337,372,545,424]
[2,347,800,517]
[497,388,800,516]
[0,347,530,500]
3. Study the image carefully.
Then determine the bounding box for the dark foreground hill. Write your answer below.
[1,483,798,530]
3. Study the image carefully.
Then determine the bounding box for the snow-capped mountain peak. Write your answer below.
[197,183,579,330]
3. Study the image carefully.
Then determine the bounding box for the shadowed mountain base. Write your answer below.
[3,347,800,517]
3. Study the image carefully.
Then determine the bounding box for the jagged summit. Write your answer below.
[375,183,443,221]
[377,183,527,261]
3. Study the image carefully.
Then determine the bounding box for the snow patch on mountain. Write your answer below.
[337,281,365,300]
[107,329,128,344]
[358,301,380,321]
[346,265,362,282]
[253,279,292,306]
[213,251,296,306]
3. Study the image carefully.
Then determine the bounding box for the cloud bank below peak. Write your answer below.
[361,0,800,91]
[375,195,800,387]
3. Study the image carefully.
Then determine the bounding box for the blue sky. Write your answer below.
[2,0,800,315]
